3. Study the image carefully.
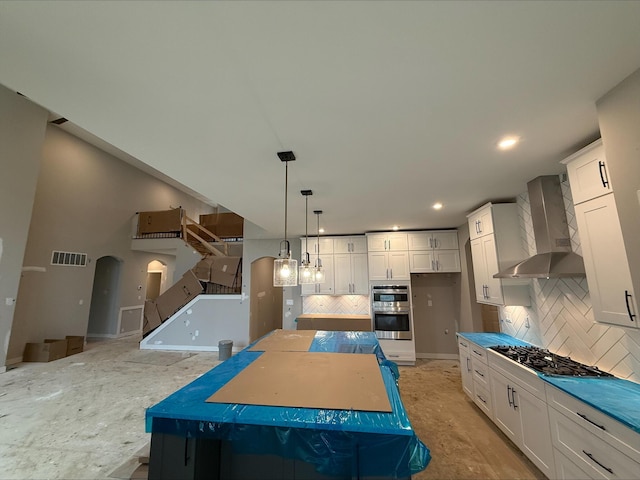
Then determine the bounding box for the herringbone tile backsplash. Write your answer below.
[499,178,640,383]
[303,295,370,315]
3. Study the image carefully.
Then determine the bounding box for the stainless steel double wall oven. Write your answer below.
[371,284,412,340]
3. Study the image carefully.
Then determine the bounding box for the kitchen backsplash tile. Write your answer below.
[499,177,640,383]
[303,295,370,315]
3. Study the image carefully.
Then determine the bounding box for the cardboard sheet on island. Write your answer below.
[248,329,317,352]
[206,351,392,412]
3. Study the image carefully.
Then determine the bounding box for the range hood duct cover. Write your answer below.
[494,175,586,279]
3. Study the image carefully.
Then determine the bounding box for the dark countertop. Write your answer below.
[457,332,640,435]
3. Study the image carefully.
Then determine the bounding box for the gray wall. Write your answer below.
[7,123,215,361]
[0,85,48,369]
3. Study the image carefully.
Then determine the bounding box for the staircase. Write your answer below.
[181,213,230,257]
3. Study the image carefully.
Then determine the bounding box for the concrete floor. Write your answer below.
[0,336,543,479]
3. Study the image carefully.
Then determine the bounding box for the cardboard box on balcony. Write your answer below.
[198,212,243,238]
[192,257,215,282]
[137,209,182,234]
[23,339,68,362]
[65,336,85,356]
[210,256,242,287]
[155,270,204,321]
[142,301,163,335]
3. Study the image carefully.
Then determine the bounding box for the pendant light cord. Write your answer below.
[284,160,288,247]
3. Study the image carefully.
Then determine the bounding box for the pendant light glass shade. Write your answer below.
[273,153,297,287]
[313,210,326,284]
[299,190,316,284]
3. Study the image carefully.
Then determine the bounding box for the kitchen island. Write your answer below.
[146,330,430,479]
[295,313,371,332]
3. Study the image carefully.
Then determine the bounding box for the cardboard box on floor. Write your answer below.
[137,209,182,235]
[23,339,68,362]
[65,335,84,356]
[155,270,203,321]
[142,300,163,335]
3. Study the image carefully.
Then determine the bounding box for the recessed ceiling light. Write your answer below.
[392,225,399,231]
[498,136,519,150]
[319,228,325,233]
[433,202,443,210]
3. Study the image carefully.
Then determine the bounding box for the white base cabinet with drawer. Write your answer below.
[546,384,640,480]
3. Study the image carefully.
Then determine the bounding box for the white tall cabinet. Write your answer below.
[333,236,369,294]
[562,140,638,328]
[467,203,530,306]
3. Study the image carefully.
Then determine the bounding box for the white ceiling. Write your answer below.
[2,1,640,239]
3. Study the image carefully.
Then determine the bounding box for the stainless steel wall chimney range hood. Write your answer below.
[494,175,586,279]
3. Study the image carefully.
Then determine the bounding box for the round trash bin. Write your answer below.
[218,340,233,361]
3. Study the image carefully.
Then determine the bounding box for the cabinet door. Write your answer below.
[490,370,520,445]
[566,142,612,205]
[432,231,459,250]
[367,234,388,252]
[469,207,494,240]
[333,253,352,294]
[317,256,334,294]
[458,347,474,399]
[388,251,410,280]
[470,238,488,302]
[333,237,351,254]
[575,194,638,328]
[368,252,390,280]
[301,282,317,296]
[387,233,409,251]
[434,250,461,272]
[409,251,436,273]
[518,388,555,478]
[481,235,504,305]
[407,232,431,250]
[351,253,369,294]
[349,236,367,254]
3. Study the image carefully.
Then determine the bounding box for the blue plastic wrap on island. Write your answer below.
[541,375,640,435]
[145,336,430,477]
[309,331,385,360]
[457,332,533,348]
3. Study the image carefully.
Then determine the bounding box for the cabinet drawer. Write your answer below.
[554,447,596,480]
[487,350,545,400]
[457,336,470,352]
[469,343,488,365]
[546,384,640,463]
[473,382,493,419]
[472,360,489,388]
[549,407,640,480]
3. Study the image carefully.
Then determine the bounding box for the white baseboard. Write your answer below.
[86,333,119,339]
[416,352,459,360]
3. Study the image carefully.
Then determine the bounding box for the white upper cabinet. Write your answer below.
[466,203,530,306]
[562,140,612,205]
[333,236,367,254]
[301,237,334,256]
[407,231,460,273]
[366,232,409,252]
[563,140,638,329]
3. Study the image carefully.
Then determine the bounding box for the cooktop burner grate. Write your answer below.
[490,345,614,377]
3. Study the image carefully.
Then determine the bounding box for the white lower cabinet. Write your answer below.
[457,336,474,399]
[546,384,640,480]
[488,352,555,478]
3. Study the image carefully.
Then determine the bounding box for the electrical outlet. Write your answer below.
[504,317,512,323]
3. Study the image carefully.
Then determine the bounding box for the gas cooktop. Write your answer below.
[490,345,614,377]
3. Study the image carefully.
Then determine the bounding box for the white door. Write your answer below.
[367,234,388,252]
[575,194,638,327]
[481,235,504,305]
[407,232,431,250]
[386,233,409,251]
[349,236,367,254]
[333,237,351,254]
[317,255,335,294]
[518,390,555,478]
[566,143,612,205]
[470,238,488,302]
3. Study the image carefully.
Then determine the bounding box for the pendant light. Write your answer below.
[273,151,298,287]
[313,210,326,283]
[299,190,316,284]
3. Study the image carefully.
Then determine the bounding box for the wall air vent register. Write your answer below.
[51,250,87,267]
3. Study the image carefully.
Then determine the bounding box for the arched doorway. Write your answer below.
[249,256,283,342]
[87,256,123,336]
[146,259,167,301]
